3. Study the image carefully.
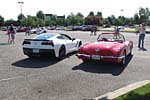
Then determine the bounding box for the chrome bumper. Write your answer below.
[76,53,125,59]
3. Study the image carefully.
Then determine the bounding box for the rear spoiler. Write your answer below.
[24,39,50,41]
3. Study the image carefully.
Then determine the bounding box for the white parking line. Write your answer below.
[0,71,48,82]
[0,75,25,82]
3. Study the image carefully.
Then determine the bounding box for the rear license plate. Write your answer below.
[33,48,39,53]
[92,55,100,60]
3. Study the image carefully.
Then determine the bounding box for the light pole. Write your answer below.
[18,1,24,15]
[121,9,124,25]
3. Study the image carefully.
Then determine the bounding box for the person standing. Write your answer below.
[7,26,11,43]
[138,23,146,50]
[90,26,94,35]
[25,26,31,36]
[90,25,97,36]
[93,25,97,36]
[8,24,16,44]
[113,26,120,39]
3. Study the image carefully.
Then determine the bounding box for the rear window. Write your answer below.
[35,34,55,40]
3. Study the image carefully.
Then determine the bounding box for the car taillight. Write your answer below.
[41,40,54,46]
[22,41,30,45]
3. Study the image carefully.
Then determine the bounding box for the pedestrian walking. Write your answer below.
[90,26,94,36]
[6,26,11,43]
[137,23,146,50]
[25,26,31,36]
[90,25,97,36]
[113,26,120,39]
[8,24,16,44]
[93,25,97,36]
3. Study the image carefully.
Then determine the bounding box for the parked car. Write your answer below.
[40,27,47,33]
[102,24,111,28]
[30,28,38,34]
[76,32,133,65]
[81,25,91,31]
[22,33,82,59]
[118,26,124,30]
[17,27,27,32]
[1,26,8,31]
[56,26,65,30]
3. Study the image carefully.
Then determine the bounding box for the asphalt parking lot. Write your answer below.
[0,30,150,100]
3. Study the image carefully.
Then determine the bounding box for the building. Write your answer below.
[44,14,65,21]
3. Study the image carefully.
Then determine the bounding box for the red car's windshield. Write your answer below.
[97,33,125,43]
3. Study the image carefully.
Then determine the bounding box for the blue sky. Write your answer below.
[0,0,150,20]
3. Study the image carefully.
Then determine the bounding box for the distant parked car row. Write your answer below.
[30,27,47,34]
[67,25,97,31]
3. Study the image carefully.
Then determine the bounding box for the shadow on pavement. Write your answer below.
[0,42,11,45]
[12,57,58,68]
[72,55,133,76]
[12,52,76,68]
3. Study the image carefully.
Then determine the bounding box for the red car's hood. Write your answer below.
[80,41,124,55]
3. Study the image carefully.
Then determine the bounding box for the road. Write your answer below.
[0,30,150,100]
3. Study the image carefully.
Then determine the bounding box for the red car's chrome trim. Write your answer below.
[76,54,90,57]
[77,53,125,59]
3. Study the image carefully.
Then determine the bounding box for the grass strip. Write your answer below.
[113,83,150,100]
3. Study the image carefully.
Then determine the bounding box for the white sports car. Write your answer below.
[22,33,82,59]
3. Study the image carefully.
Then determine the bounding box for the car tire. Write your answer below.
[82,59,89,62]
[27,54,34,58]
[120,51,126,66]
[58,45,66,60]
[128,45,133,56]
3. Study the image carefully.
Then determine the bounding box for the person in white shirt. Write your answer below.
[138,23,146,50]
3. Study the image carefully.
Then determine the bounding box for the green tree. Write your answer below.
[76,12,84,25]
[96,11,103,25]
[17,14,26,26]
[76,12,84,18]
[96,12,103,19]
[109,15,116,25]
[117,16,123,25]
[134,13,140,24]
[138,7,150,24]
[20,15,38,26]
[36,10,45,26]
[101,18,109,25]
[66,13,78,26]
[107,17,112,25]
[56,18,65,26]
[17,13,25,20]
[85,16,101,25]
[0,15,4,26]
[88,11,94,16]
[4,19,16,26]
[50,15,57,26]
[36,10,45,20]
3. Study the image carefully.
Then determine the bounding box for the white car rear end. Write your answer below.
[22,33,82,59]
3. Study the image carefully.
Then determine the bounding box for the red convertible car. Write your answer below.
[77,32,133,65]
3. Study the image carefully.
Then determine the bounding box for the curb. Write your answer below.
[93,80,150,100]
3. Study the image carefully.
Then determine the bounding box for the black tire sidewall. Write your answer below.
[58,45,66,59]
